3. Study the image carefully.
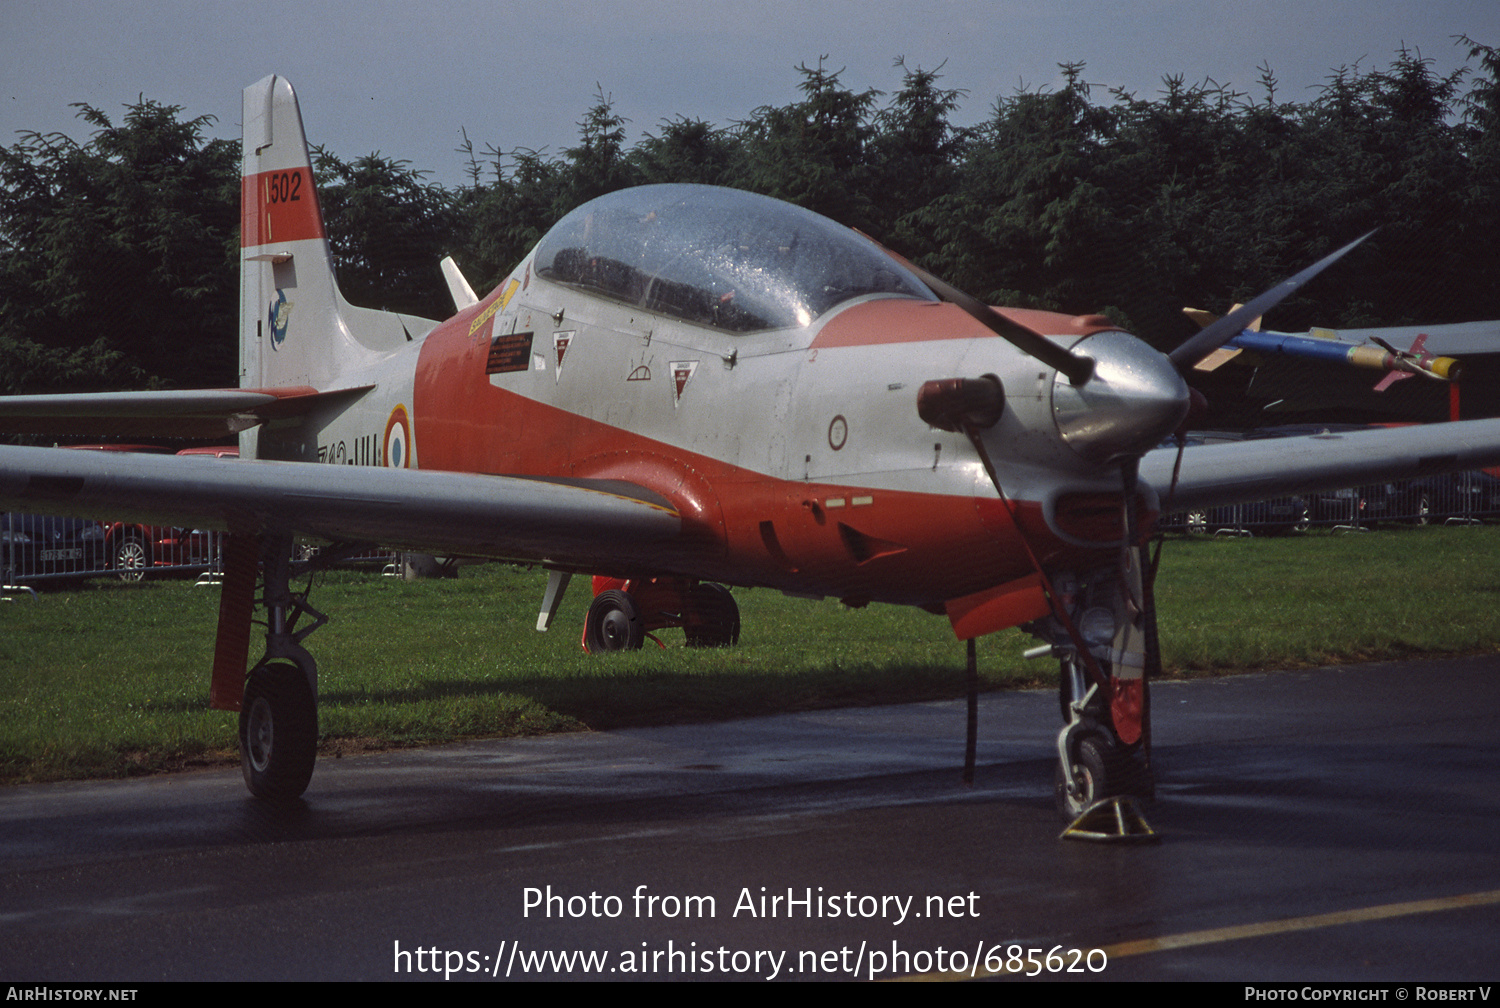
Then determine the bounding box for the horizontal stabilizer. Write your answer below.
[0,385,370,439]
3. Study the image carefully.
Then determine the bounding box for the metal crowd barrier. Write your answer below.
[1164,474,1500,535]
[2,523,398,592]
[1,521,222,590]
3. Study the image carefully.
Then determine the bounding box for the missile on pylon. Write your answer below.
[1182,308,1461,390]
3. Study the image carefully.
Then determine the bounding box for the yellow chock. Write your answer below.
[1060,796,1160,844]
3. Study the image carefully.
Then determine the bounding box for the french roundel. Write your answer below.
[383,405,412,468]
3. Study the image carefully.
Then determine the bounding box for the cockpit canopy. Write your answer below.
[534,184,935,333]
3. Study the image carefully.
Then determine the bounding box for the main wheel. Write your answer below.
[240,662,318,800]
[1055,733,1121,820]
[684,583,740,647]
[114,532,149,583]
[584,589,645,652]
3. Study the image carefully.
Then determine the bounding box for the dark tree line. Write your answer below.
[2,43,1498,395]
[0,100,238,392]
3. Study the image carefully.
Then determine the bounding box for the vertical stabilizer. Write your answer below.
[239,76,438,397]
[240,75,344,394]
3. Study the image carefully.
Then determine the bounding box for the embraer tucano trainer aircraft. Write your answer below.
[4,76,1500,819]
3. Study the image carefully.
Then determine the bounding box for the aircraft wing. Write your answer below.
[1141,419,1500,512]
[0,445,680,567]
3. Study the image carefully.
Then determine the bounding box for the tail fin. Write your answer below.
[239,76,437,396]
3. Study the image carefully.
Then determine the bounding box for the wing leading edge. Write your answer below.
[0,445,680,569]
[1141,419,1500,513]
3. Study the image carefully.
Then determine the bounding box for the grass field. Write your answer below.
[2,525,1498,783]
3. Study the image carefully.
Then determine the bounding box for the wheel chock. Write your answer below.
[1060,796,1160,844]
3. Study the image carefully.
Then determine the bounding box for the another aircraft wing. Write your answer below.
[1311,320,1500,357]
[1141,419,1500,512]
[0,445,680,567]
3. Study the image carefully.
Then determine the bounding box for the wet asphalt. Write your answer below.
[1,655,1497,982]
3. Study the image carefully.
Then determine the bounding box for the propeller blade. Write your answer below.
[1167,230,1377,370]
[876,244,1096,386]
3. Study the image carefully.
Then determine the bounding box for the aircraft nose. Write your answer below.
[1051,331,1190,463]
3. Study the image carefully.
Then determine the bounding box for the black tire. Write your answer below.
[240,662,318,800]
[584,589,645,652]
[114,532,149,583]
[1055,733,1121,820]
[684,583,740,647]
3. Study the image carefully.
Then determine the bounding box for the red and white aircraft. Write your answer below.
[4,76,1500,818]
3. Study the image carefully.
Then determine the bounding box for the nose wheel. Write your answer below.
[1054,678,1153,826]
[1055,732,1123,819]
[1054,726,1157,842]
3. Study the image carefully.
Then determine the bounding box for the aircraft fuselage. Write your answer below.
[278,266,1150,610]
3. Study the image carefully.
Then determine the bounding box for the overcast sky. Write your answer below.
[3,0,1497,188]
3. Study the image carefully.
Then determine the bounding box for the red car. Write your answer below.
[65,444,237,581]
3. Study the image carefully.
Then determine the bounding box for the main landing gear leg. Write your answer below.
[239,534,326,801]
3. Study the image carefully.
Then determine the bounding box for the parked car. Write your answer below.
[103,522,219,581]
[1180,496,1310,536]
[1157,432,1309,535]
[1306,486,1364,526]
[65,444,235,580]
[1,512,110,585]
[1240,425,1372,526]
[176,446,239,460]
[1358,481,1429,525]
[1410,469,1500,523]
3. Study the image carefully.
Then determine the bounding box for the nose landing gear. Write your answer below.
[1054,673,1158,843]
